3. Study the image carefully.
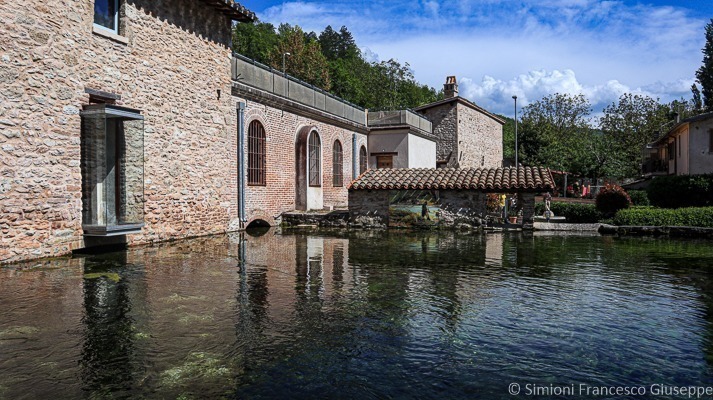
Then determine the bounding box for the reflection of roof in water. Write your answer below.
[349,167,555,192]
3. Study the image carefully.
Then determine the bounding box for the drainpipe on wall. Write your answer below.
[237,102,246,226]
[352,133,357,180]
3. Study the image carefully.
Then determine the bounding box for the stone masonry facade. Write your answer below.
[0,0,245,263]
[0,0,373,264]
[417,100,503,169]
[415,77,504,169]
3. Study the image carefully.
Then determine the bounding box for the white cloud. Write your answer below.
[255,0,707,115]
[458,69,695,117]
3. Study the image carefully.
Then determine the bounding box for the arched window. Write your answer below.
[309,131,321,187]
[359,145,367,174]
[247,120,266,186]
[333,140,343,187]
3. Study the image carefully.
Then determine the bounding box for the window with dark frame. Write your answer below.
[668,141,675,160]
[359,146,367,174]
[94,0,119,34]
[247,121,266,186]
[332,140,343,187]
[309,132,321,187]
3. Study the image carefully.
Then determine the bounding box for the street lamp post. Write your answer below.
[282,52,291,77]
[512,95,518,167]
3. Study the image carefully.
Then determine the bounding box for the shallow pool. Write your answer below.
[1,230,713,399]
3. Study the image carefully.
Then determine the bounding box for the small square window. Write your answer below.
[94,0,119,34]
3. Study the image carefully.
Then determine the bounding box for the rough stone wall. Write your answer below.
[0,0,237,263]
[348,190,390,227]
[519,192,535,229]
[438,190,487,226]
[238,101,367,227]
[456,103,503,168]
[418,103,458,167]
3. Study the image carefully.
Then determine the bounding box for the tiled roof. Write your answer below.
[349,167,555,192]
[199,0,256,22]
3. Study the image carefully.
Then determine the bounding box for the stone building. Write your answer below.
[1,0,377,264]
[348,166,555,230]
[230,55,369,224]
[414,76,505,169]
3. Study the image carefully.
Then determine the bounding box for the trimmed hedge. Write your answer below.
[613,206,713,227]
[626,190,650,207]
[535,202,602,223]
[646,174,713,208]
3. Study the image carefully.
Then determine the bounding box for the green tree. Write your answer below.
[269,24,331,91]
[232,20,278,64]
[599,93,669,178]
[696,19,713,111]
[692,83,703,112]
[518,93,592,174]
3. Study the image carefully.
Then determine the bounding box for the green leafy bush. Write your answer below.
[535,202,602,223]
[614,206,713,227]
[626,190,650,206]
[596,184,631,215]
[646,174,713,208]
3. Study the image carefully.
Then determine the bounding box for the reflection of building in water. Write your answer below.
[485,233,504,267]
[81,253,141,395]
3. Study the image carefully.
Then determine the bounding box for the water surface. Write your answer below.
[1,231,713,399]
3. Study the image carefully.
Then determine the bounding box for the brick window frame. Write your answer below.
[247,120,266,186]
[333,140,343,187]
[309,131,321,187]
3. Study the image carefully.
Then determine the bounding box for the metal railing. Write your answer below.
[366,109,432,133]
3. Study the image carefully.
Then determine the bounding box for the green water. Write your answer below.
[1,230,713,399]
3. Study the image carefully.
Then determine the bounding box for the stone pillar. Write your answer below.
[520,193,535,230]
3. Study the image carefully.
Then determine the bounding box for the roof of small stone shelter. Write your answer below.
[199,0,256,21]
[349,167,555,192]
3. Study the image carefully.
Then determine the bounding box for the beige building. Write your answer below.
[366,110,436,169]
[414,76,504,169]
[643,112,713,176]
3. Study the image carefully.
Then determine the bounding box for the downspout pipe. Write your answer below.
[352,133,357,180]
[237,102,246,226]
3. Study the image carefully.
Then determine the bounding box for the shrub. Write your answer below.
[646,174,713,208]
[614,206,713,227]
[535,201,602,223]
[626,190,650,207]
[596,184,631,215]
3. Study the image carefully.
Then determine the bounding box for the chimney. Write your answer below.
[444,76,458,99]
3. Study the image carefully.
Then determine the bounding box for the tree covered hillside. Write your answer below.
[232,22,442,110]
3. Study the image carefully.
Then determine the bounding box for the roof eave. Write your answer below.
[199,0,256,22]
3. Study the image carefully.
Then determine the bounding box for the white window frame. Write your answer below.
[93,0,120,35]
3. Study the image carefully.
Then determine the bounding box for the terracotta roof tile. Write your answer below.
[348,167,555,192]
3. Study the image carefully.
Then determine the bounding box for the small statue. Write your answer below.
[543,192,553,221]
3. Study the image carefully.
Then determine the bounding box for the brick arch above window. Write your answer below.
[247,120,266,186]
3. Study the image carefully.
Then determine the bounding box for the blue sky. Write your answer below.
[248,0,711,117]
